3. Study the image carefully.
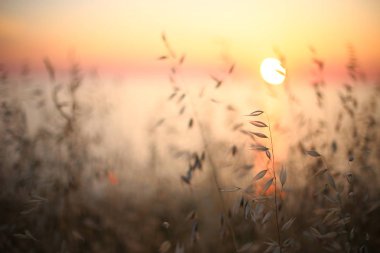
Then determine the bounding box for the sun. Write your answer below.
[260,57,286,85]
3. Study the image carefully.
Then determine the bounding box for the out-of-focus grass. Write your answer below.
[0,44,380,253]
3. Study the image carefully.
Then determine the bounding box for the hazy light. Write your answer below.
[260,57,286,85]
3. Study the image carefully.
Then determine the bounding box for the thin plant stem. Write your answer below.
[173,67,238,251]
[266,114,282,252]
[160,37,238,250]
[321,156,352,251]
[186,83,238,252]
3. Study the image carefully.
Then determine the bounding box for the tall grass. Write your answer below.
[0,38,379,253]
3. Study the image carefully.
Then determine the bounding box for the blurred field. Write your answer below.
[1,47,380,253]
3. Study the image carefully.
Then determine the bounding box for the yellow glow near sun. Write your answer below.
[260,58,286,85]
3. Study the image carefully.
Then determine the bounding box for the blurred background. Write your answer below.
[1,1,380,252]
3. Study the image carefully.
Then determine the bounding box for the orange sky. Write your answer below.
[1,0,380,80]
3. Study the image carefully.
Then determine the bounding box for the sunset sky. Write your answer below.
[1,0,379,81]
